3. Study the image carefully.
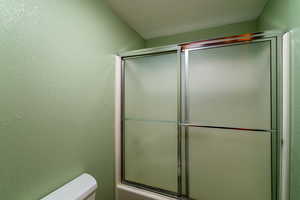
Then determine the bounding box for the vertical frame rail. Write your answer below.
[177,46,183,197]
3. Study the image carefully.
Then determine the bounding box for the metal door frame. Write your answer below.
[117,31,286,200]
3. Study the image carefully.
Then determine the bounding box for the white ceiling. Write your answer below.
[106,0,268,39]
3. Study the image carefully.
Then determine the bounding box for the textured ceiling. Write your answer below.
[106,0,268,39]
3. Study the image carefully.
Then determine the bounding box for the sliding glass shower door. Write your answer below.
[123,52,179,194]
[185,41,273,200]
[120,33,280,200]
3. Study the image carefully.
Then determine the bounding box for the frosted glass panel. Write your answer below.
[124,120,177,192]
[188,41,271,129]
[188,127,271,200]
[124,53,177,121]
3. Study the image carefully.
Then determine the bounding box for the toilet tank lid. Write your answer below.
[41,173,98,200]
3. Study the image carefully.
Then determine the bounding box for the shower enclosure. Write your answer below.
[115,31,289,200]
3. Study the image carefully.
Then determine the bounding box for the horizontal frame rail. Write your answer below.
[181,123,276,132]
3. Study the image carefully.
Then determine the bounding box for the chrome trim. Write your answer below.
[176,46,183,196]
[124,118,177,124]
[122,180,179,198]
[119,45,178,58]
[185,37,277,52]
[271,36,279,200]
[118,31,285,58]
[183,49,190,197]
[181,31,283,50]
[120,59,126,182]
[181,123,276,132]
[281,32,290,200]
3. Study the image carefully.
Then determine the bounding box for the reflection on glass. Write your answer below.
[124,120,178,192]
[124,52,177,121]
[188,41,271,129]
[188,127,271,200]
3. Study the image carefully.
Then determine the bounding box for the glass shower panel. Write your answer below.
[188,127,271,200]
[123,52,178,193]
[124,52,177,121]
[124,120,177,192]
[188,41,271,129]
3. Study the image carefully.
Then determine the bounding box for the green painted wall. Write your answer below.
[259,0,300,200]
[0,0,144,200]
[145,20,258,47]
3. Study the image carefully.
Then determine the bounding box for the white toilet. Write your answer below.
[41,173,98,200]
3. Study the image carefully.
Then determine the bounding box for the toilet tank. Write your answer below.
[41,173,98,200]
